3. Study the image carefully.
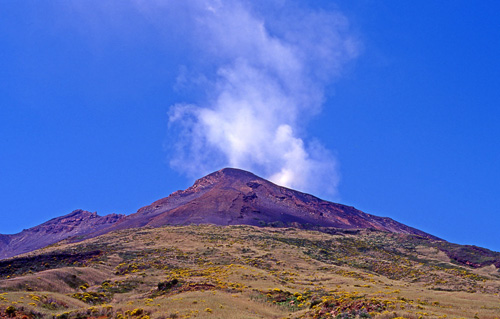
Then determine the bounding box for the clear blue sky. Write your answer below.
[1,1,499,252]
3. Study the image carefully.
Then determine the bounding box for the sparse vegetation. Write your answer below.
[0,250,103,279]
[1,225,499,319]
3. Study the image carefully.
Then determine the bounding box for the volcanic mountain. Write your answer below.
[0,168,438,260]
[89,168,437,239]
[4,170,500,319]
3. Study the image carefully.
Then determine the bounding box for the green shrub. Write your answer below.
[71,292,110,305]
[158,278,178,291]
[5,306,16,317]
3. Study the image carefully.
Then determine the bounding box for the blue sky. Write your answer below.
[1,1,499,251]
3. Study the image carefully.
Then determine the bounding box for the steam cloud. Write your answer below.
[167,1,358,196]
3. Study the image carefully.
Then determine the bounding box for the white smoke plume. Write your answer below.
[166,1,358,197]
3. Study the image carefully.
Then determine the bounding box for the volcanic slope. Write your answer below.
[0,210,123,259]
[90,168,437,239]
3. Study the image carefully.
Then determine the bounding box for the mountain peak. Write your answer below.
[101,167,438,240]
[215,167,261,178]
[52,209,96,222]
[191,167,262,188]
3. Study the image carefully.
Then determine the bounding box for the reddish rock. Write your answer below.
[90,168,438,239]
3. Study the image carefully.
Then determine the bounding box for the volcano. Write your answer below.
[89,168,437,239]
[0,168,438,259]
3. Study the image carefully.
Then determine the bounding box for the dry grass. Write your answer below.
[0,267,109,293]
[0,225,499,319]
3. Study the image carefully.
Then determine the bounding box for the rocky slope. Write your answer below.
[89,168,437,239]
[0,210,123,259]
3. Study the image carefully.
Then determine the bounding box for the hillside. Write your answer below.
[0,210,124,259]
[0,225,499,319]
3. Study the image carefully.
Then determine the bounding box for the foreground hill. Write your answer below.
[0,225,499,319]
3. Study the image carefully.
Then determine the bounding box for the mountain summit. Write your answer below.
[90,168,437,239]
